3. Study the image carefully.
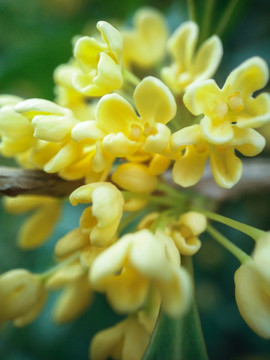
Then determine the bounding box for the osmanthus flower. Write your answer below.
[46,261,92,324]
[13,98,107,179]
[0,96,35,157]
[53,63,94,121]
[167,211,207,256]
[72,21,123,96]
[90,229,192,318]
[3,195,61,249]
[184,57,270,144]
[90,317,151,360]
[71,76,176,158]
[69,182,124,247]
[0,269,46,325]
[234,232,270,339]
[161,21,222,94]
[122,7,168,68]
[171,123,266,188]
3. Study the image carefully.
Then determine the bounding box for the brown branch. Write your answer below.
[1,158,270,200]
[0,167,84,197]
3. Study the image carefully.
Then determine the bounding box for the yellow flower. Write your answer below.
[168,211,207,256]
[161,21,222,94]
[0,269,45,324]
[184,57,270,144]
[90,229,192,317]
[0,97,35,157]
[14,98,78,143]
[4,195,62,249]
[70,182,124,247]
[234,232,270,339]
[73,21,123,96]
[90,318,151,360]
[71,76,176,157]
[46,261,92,324]
[122,7,168,68]
[171,124,265,188]
[112,162,158,194]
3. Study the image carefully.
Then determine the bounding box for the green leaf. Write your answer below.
[143,300,208,360]
[143,257,208,360]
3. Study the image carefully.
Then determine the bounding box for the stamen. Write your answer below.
[228,92,244,113]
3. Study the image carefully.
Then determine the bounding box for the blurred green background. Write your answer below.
[1,0,270,359]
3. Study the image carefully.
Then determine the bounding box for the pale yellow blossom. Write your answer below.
[122,7,168,68]
[184,57,270,144]
[168,211,207,256]
[90,318,151,360]
[71,76,176,157]
[235,232,270,339]
[161,21,222,93]
[70,182,124,247]
[73,21,123,96]
[0,269,45,323]
[4,195,62,249]
[171,124,265,188]
[90,229,192,317]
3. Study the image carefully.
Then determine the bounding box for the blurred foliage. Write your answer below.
[1,0,270,359]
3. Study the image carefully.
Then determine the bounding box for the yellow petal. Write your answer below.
[183,79,221,116]
[172,146,208,187]
[134,76,176,125]
[191,35,223,81]
[44,141,81,173]
[54,228,89,257]
[168,21,198,70]
[231,127,265,156]
[112,162,157,194]
[53,278,92,324]
[71,120,105,142]
[210,147,242,188]
[74,36,105,73]
[97,21,123,62]
[103,132,141,156]
[237,93,270,128]
[223,57,269,98]
[148,154,171,175]
[96,93,139,134]
[143,123,171,153]
[158,267,192,318]
[17,202,62,249]
[3,195,56,214]
[200,116,234,144]
[93,52,123,91]
[171,124,202,151]
[235,263,270,339]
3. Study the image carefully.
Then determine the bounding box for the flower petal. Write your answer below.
[97,21,123,62]
[171,124,202,151]
[223,57,269,98]
[183,79,221,116]
[231,127,265,156]
[237,93,270,128]
[210,147,242,188]
[103,132,141,156]
[200,116,234,144]
[96,93,139,134]
[143,123,171,153]
[172,146,208,187]
[191,35,223,81]
[134,76,176,125]
[168,21,198,71]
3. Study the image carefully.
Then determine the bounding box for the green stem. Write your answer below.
[122,68,140,87]
[196,209,265,241]
[156,182,187,201]
[122,191,176,207]
[187,0,197,23]
[207,224,251,264]
[37,251,80,282]
[215,0,241,37]
[200,0,215,42]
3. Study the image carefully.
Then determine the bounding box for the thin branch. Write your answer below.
[1,158,270,201]
[0,167,83,197]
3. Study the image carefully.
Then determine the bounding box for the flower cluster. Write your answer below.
[1,7,270,360]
